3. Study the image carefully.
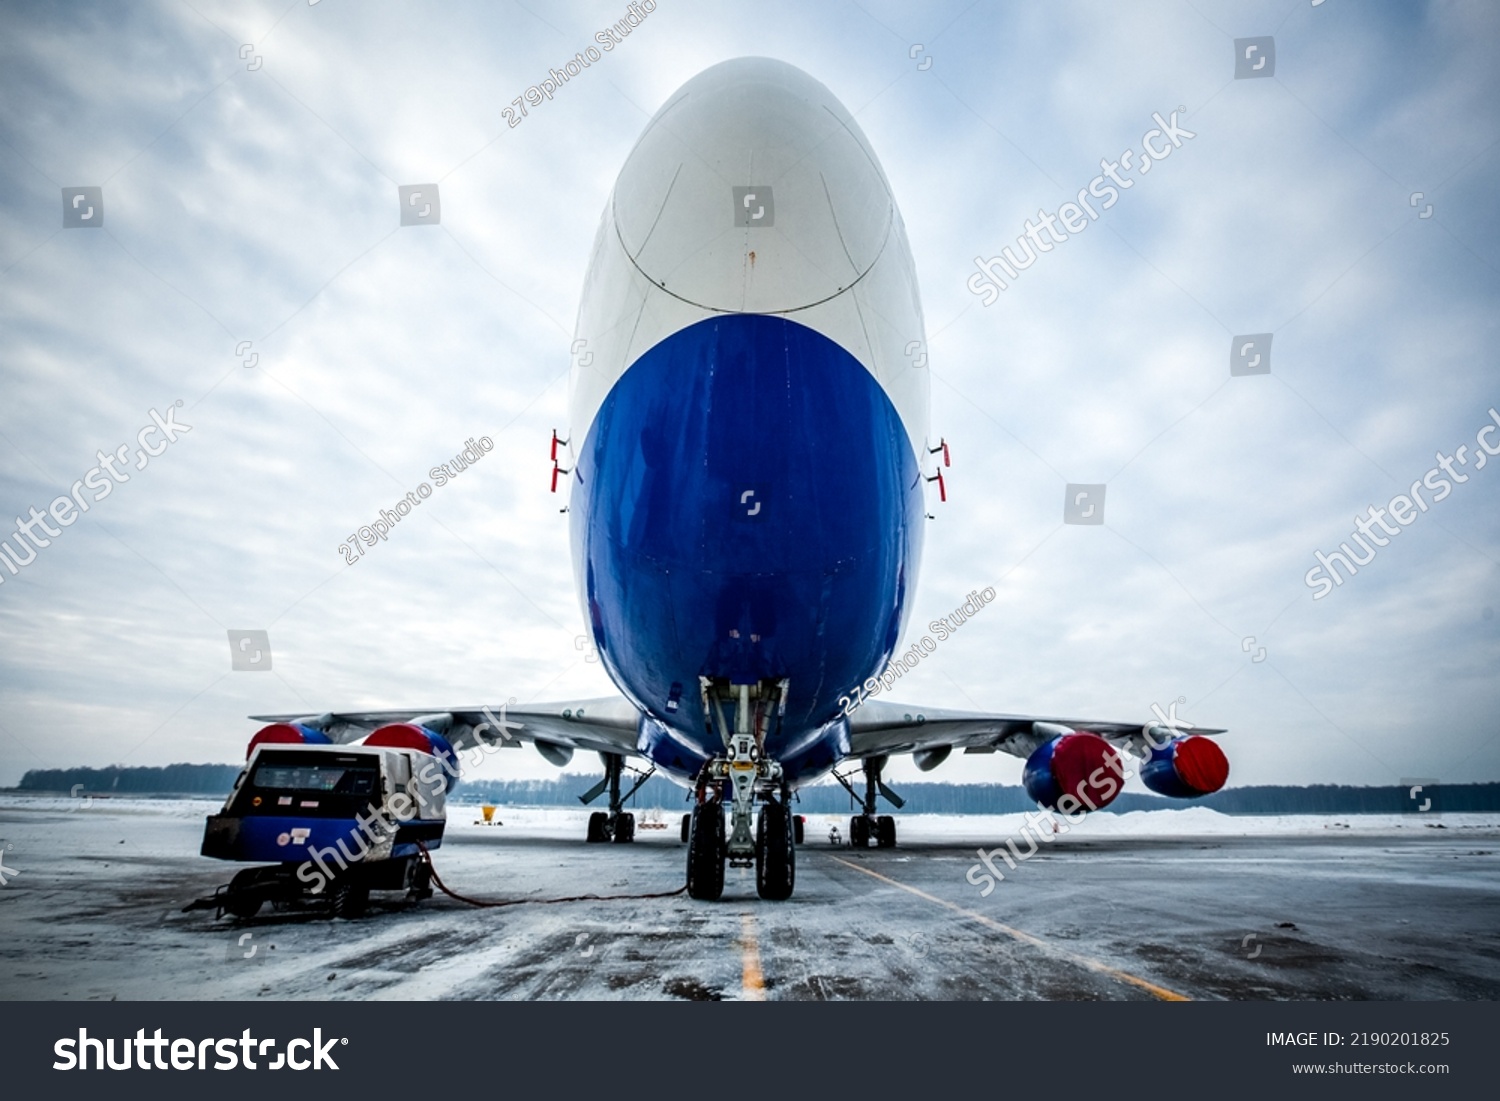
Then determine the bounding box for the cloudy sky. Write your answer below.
[1,0,1496,795]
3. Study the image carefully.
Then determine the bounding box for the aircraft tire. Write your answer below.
[586,810,609,843]
[850,815,870,848]
[686,803,725,901]
[756,802,796,901]
[612,812,636,843]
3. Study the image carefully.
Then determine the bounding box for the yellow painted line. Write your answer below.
[828,855,1191,1002]
[739,912,766,1001]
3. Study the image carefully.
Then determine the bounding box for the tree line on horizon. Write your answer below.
[13,764,1500,815]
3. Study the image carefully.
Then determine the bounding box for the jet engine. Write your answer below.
[1022,732,1125,811]
[244,722,330,757]
[1139,734,1229,798]
[365,723,460,791]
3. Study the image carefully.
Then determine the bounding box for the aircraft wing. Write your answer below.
[845,699,1225,765]
[248,697,643,764]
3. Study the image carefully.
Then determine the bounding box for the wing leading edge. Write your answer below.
[248,697,643,765]
[845,698,1226,765]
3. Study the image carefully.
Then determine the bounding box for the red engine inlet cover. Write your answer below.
[365,723,438,754]
[245,722,328,758]
[1052,732,1125,810]
[1174,735,1230,795]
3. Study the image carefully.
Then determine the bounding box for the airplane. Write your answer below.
[250,57,1228,902]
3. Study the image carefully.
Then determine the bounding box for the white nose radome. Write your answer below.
[611,57,894,315]
[570,57,929,466]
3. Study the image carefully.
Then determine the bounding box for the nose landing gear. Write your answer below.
[686,800,727,899]
[685,678,796,901]
[755,799,795,901]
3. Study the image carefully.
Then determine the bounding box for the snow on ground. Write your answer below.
[5,792,1495,847]
[447,800,1499,842]
[1,793,1497,1001]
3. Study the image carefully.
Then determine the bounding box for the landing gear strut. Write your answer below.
[580,752,653,843]
[837,755,903,849]
[685,678,796,901]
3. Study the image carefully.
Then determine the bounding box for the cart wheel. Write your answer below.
[223,893,262,919]
[406,860,433,902]
[330,878,369,919]
[223,868,265,918]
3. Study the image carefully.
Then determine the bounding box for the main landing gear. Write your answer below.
[579,752,654,844]
[835,754,903,849]
[685,678,796,901]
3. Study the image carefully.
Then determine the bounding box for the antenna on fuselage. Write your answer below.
[550,429,572,493]
[924,438,950,506]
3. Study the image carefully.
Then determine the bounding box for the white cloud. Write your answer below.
[1,0,1496,794]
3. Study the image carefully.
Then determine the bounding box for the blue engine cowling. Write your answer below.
[1021,732,1125,811]
[1139,735,1229,798]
